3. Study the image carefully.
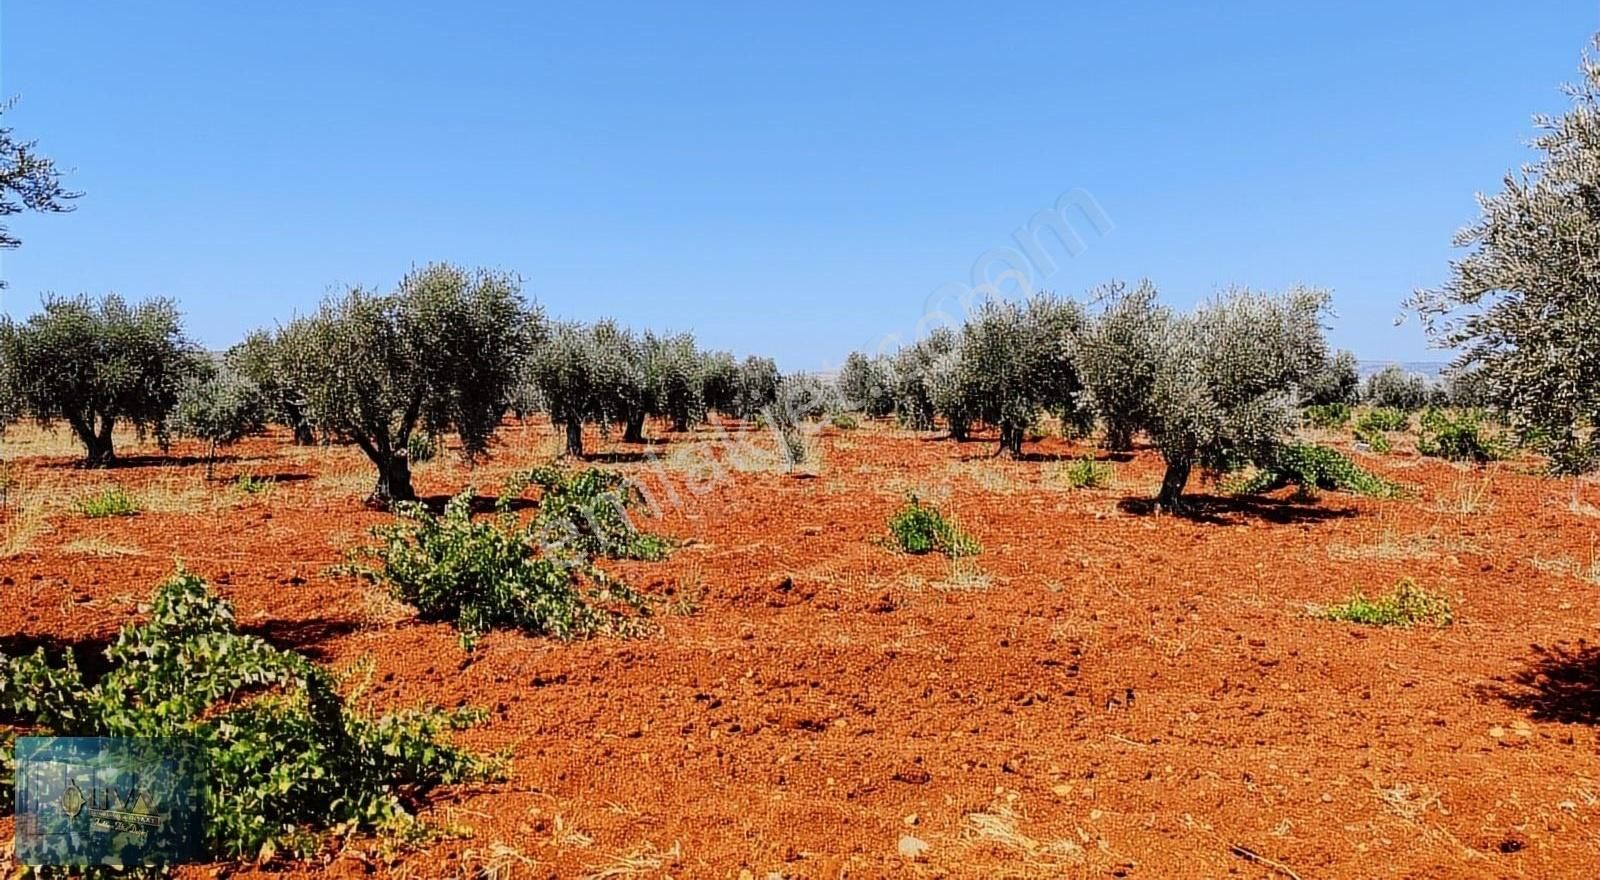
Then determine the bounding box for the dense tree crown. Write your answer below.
[1077,280,1166,450]
[1410,45,1600,473]
[0,293,199,465]
[287,263,536,503]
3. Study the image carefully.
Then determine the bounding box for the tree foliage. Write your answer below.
[0,293,199,465]
[172,362,267,476]
[1408,43,1600,473]
[1078,280,1167,450]
[0,101,79,267]
[1145,286,1331,510]
[837,352,896,418]
[1301,349,1361,407]
[226,328,314,444]
[286,263,535,503]
[1362,365,1433,412]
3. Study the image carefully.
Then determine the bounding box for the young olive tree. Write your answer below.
[226,328,315,444]
[1077,280,1166,451]
[172,362,267,477]
[287,263,534,504]
[1146,287,1331,511]
[0,294,199,466]
[645,331,704,433]
[1408,44,1600,472]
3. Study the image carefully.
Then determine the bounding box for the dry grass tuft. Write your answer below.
[60,537,145,557]
[960,794,1084,866]
[581,840,681,880]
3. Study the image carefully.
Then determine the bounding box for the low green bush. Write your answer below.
[887,495,979,558]
[235,472,274,496]
[78,485,139,518]
[1233,443,1401,499]
[1060,455,1113,489]
[406,432,439,463]
[1352,424,1393,453]
[519,464,673,561]
[0,569,500,862]
[829,411,860,430]
[1316,578,1453,628]
[1302,402,1352,429]
[355,487,652,649]
[1416,408,1506,463]
[1356,407,1408,433]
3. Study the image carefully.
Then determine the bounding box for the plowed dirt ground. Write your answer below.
[1,419,1597,878]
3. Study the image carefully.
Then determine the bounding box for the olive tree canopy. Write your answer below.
[287,263,535,504]
[1146,286,1331,511]
[1408,44,1600,473]
[1077,280,1166,451]
[0,293,199,466]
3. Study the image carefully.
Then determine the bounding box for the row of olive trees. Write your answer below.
[0,263,792,505]
[840,283,1334,510]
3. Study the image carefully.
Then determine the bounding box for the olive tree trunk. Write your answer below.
[565,418,584,458]
[998,422,1025,458]
[1156,455,1193,512]
[69,413,117,468]
[623,411,646,444]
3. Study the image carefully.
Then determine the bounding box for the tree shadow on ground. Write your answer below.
[39,453,253,470]
[1117,493,1358,525]
[208,472,311,484]
[584,451,655,464]
[240,617,364,661]
[415,493,538,515]
[1481,641,1600,726]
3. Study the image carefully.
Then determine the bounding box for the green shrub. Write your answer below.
[406,432,439,463]
[235,472,275,496]
[1233,443,1401,499]
[355,488,651,650]
[829,411,860,430]
[1316,578,1453,628]
[1416,408,1505,463]
[519,464,672,561]
[1302,402,1351,429]
[1356,407,1408,433]
[1352,424,1392,453]
[78,485,140,518]
[887,495,979,558]
[0,569,500,862]
[1060,455,1113,489]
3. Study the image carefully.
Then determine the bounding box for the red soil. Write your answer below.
[1,422,1597,878]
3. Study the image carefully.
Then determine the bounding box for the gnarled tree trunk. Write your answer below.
[1156,455,1192,512]
[948,417,970,442]
[69,413,117,468]
[371,451,415,505]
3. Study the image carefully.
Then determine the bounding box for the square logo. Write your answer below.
[14,737,205,867]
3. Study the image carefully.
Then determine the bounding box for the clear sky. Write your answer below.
[0,3,1595,370]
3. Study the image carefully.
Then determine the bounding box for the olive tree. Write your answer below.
[737,356,781,420]
[1077,280,1166,450]
[287,263,533,504]
[1300,349,1361,407]
[172,363,267,477]
[697,350,741,419]
[837,352,896,418]
[226,328,315,444]
[645,331,704,433]
[1408,45,1600,472]
[527,320,630,458]
[1146,287,1331,511]
[0,293,199,466]
[946,294,1089,457]
[890,328,956,431]
[1362,365,1431,411]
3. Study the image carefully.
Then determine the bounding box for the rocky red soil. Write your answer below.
[1,421,1596,878]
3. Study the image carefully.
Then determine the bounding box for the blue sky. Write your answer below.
[0,3,1594,370]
